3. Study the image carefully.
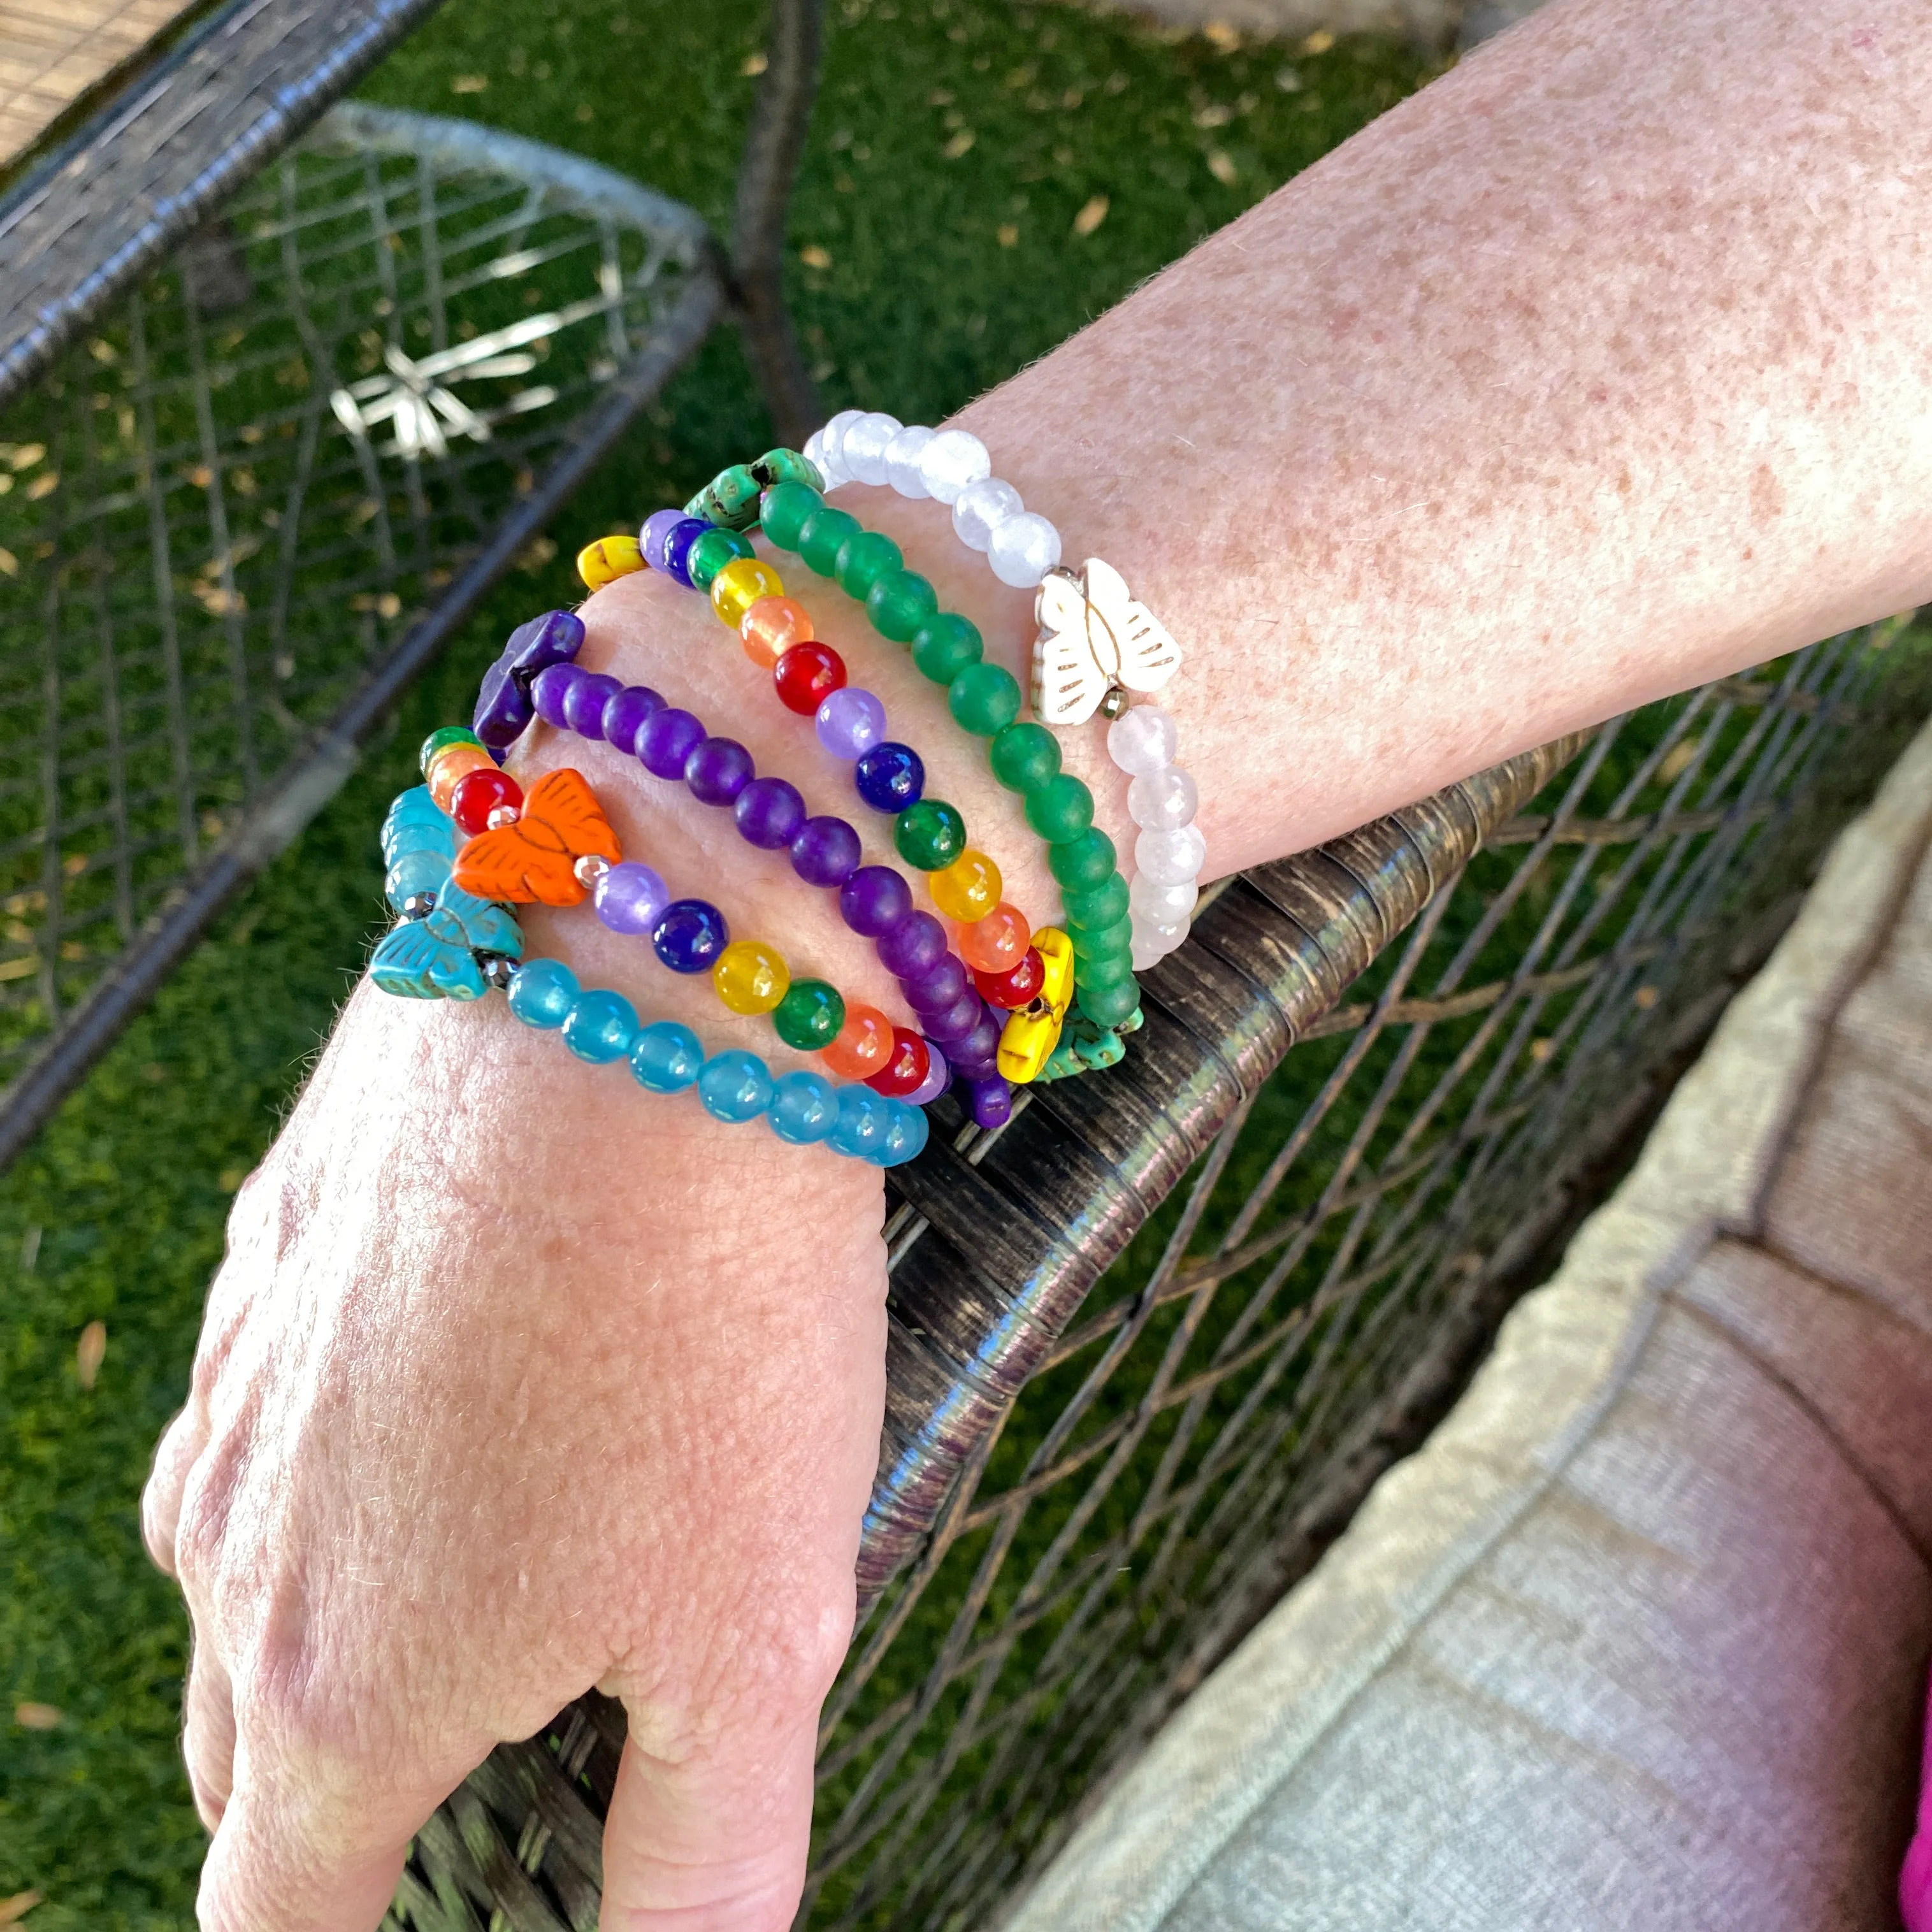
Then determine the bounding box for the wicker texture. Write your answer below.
[373,622,1923,1931]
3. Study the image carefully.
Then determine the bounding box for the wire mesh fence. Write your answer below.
[795,617,1932,1929]
[0,101,712,1123]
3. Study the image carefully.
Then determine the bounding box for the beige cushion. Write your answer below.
[1006,717,1932,1932]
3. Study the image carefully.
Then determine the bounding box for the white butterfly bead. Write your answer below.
[1031,558,1183,727]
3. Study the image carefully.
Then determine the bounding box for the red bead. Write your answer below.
[774,640,847,716]
[976,948,1046,1009]
[450,766,524,835]
[866,1027,930,1099]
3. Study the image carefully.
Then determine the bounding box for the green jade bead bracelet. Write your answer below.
[760,477,1142,1063]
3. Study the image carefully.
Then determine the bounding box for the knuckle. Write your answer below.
[756,1582,856,1704]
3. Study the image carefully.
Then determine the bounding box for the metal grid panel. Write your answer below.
[0,102,709,1106]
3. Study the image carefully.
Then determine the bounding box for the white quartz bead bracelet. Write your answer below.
[804,410,1205,967]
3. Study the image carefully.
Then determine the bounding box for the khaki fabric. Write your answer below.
[1004,717,1932,1932]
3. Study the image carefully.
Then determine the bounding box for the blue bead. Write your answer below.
[828,1084,893,1159]
[854,742,925,814]
[562,988,638,1063]
[698,1049,775,1123]
[652,898,729,974]
[662,517,712,589]
[872,1099,930,1167]
[507,956,579,1028]
[631,1021,704,1092]
[767,1069,839,1144]
[384,847,451,912]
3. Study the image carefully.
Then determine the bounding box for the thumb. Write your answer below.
[599,1699,821,1930]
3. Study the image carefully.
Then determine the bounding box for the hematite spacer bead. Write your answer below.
[573,854,612,888]
[1100,685,1130,721]
[486,805,521,830]
[480,955,519,992]
[401,891,437,920]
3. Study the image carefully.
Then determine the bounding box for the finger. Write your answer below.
[182,1638,238,1833]
[197,1789,412,1932]
[142,1405,205,1576]
[600,1703,823,1929]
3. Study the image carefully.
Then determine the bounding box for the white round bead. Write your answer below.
[1131,934,1170,972]
[884,424,937,497]
[1130,914,1186,969]
[1135,823,1208,887]
[816,408,865,482]
[919,429,991,505]
[1128,765,1198,832]
[988,511,1062,588]
[842,412,903,487]
[1130,875,1199,923]
[802,429,825,475]
[1106,705,1179,777]
[953,476,1024,552]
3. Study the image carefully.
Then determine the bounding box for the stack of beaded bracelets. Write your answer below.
[609,450,1143,1083]
[804,410,1205,971]
[370,737,928,1165]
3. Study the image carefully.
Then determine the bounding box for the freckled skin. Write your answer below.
[144,3,1932,1928]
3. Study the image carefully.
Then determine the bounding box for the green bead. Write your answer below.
[1049,828,1118,891]
[866,569,939,644]
[773,977,845,1051]
[798,504,860,575]
[836,530,904,601]
[894,798,967,872]
[912,614,984,686]
[988,722,1060,794]
[686,526,755,589]
[1076,948,1136,989]
[1062,875,1130,932]
[1072,916,1134,963]
[686,463,761,530]
[948,662,1022,738]
[1077,977,1141,1028]
[761,482,823,552]
[419,724,482,775]
[752,448,824,491]
[1025,774,1096,844]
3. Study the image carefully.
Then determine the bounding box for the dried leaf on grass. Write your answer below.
[13,1704,61,1730]
[0,1891,43,1924]
[76,1321,106,1391]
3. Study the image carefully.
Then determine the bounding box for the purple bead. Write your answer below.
[954,1002,1003,1068]
[602,684,665,756]
[964,1076,1013,1131]
[902,955,969,1014]
[595,861,670,935]
[791,816,862,888]
[531,661,587,730]
[686,737,755,806]
[735,777,806,850]
[815,687,888,761]
[877,911,947,979]
[563,671,623,740]
[840,865,912,937]
[638,707,705,779]
[920,990,983,1042]
[907,1042,950,1107]
[640,507,688,572]
[473,610,586,749]
[662,517,712,590]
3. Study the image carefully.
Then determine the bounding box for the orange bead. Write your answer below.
[956,902,1031,974]
[740,595,814,670]
[821,1003,893,1078]
[428,741,494,812]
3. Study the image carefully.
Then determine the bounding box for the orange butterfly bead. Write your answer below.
[450,768,621,905]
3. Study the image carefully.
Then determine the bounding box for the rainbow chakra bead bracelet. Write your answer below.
[370,777,926,1164]
[465,617,1020,1125]
[808,412,1205,970]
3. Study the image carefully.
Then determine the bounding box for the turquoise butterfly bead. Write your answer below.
[370,882,523,1002]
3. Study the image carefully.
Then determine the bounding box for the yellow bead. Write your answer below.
[710,556,784,630]
[928,848,1002,921]
[712,939,791,1015]
[577,534,645,590]
[997,927,1075,1083]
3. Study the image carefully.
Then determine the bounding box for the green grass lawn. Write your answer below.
[0,4,1436,1923]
